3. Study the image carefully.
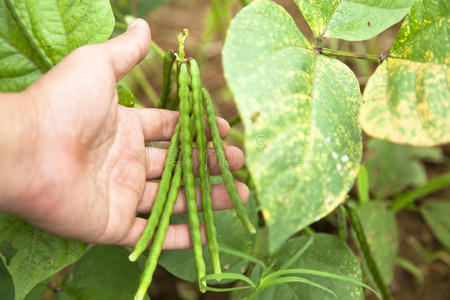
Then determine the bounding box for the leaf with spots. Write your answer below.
[0,213,87,300]
[293,0,415,41]
[0,0,114,92]
[239,234,364,300]
[361,0,449,146]
[223,0,362,252]
[353,202,398,286]
[158,196,258,283]
[117,84,135,107]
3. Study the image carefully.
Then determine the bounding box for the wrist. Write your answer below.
[0,90,40,212]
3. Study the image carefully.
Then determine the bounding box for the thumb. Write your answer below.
[100,18,151,80]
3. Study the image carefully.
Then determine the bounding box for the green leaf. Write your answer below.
[110,0,168,18]
[0,0,114,92]
[420,200,450,249]
[223,0,362,252]
[354,202,398,285]
[61,245,149,300]
[245,234,364,300]
[23,283,49,300]
[0,213,87,300]
[365,139,431,198]
[0,259,14,300]
[294,0,415,41]
[158,196,258,283]
[361,0,449,146]
[117,84,135,107]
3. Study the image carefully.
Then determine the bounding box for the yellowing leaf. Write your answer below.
[223,0,362,252]
[361,0,449,146]
[294,0,415,41]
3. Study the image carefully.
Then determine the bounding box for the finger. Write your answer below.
[100,19,151,80]
[146,146,244,179]
[118,219,206,250]
[137,181,250,214]
[128,108,230,141]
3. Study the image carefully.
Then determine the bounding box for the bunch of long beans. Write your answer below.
[131,29,255,300]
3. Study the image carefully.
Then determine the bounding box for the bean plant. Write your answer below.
[0,0,448,299]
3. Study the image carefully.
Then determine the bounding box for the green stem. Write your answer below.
[150,41,165,60]
[132,66,159,107]
[209,0,227,39]
[229,115,241,127]
[337,206,347,242]
[392,173,450,212]
[240,0,251,6]
[304,227,315,235]
[228,128,244,144]
[345,204,393,300]
[316,47,380,62]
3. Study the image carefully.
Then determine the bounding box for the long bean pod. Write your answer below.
[158,50,176,109]
[179,63,207,290]
[129,124,180,262]
[190,59,221,274]
[134,160,182,300]
[202,88,256,234]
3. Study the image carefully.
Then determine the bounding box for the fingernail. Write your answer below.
[127,19,140,31]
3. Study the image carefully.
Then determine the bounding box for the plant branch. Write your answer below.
[345,204,393,300]
[337,205,347,241]
[392,172,450,212]
[150,42,165,60]
[316,47,381,62]
[229,115,241,127]
[132,66,159,107]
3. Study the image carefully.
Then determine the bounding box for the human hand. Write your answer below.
[2,19,248,249]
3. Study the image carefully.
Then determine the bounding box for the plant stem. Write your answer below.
[392,172,450,212]
[209,0,227,39]
[229,115,241,127]
[228,128,244,144]
[240,0,251,6]
[337,206,347,242]
[132,66,159,107]
[345,204,393,300]
[151,42,165,60]
[316,47,380,62]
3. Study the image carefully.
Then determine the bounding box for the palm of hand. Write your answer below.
[13,21,248,249]
[23,46,147,244]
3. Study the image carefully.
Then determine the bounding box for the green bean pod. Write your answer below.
[158,50,176,109]
[179,63,207,290]
[129,124,180,262]
[134,160,183,300]
[190,59,221,274]
[202,88,256,234]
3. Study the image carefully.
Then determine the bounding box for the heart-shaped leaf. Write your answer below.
[361,0,449,146]
[294,0,415,41]
[61,245,149,300]
[0,0,114,92]
[421,200,450,249]
[158,197,258,282]
[0,213,87,300]
[223,0,362,252]
[233,234,364,300]
[354,202,398,285]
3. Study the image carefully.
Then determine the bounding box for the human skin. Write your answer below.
[0,19,249,249]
